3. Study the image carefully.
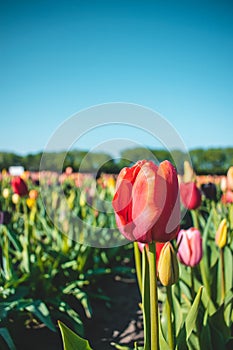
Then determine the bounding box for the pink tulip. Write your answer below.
[177,228,203,267]
[221,190,233,204]
[180,182,202,210]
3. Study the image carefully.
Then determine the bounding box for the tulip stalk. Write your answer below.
[148,242,159,350]
[142,247,150,350]
[134,242,142,295]
[190,210,211,296]
[220,248,225,303]
[166,285,174,350]
[191,210,199,230]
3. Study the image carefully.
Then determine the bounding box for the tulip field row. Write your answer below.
[0,162,233,349]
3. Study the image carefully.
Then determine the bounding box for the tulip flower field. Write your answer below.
[0,162,233,350]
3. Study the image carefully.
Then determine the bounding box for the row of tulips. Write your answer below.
[1,161,233,349]
[59,160,233,350]
[0,170,132,349]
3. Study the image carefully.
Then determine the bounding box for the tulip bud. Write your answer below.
[227,166,233,191]
[79,192,86,207]
[26,198,36,209]
[65,166,73,175]
[221,190,233,204]
[180,182,202,210]
[157,242,179,286]
[177,228,203,267]
[201,182,217,201]
[11,176,28,197]
[12,193,20,204]
[220,176,227,193]
[2,188,10,199]
[183,161,196,183]
[215,219,228,249]
[1,169,8,177]
[29,189,38,200]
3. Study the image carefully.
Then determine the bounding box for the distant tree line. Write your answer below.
[0,147,233,175]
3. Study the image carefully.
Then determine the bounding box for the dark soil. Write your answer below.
[85,275,144,349]
[10,275,143,350]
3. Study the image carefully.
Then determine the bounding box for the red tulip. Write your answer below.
[177,228,203,267]
[11,176,28,197]
[180,182,202,210]
[112,160,180,243]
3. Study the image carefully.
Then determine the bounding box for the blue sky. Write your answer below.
[1,0,233,157]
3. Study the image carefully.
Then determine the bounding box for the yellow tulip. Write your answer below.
[2,188,10,199]
[215,218,228,249]
[157,242,179,286]
[12,193,20,204]
[26,198,36,209]
[79,192,86,207]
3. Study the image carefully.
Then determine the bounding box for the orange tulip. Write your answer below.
[112,160,180,243]
[29,189,39,200]
[227,166,233,191]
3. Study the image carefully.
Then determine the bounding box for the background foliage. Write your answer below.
[1,147,233,174]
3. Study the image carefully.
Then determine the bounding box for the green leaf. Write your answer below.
[58,321,92,350]
[224,246,233,293]
[185,286,203,340]
[202,209,214,248]
[110,343,132,349]
[172,289,183,336]
[201,287,216,316]
[0,328,16,350]
[176,327,188,350]
[158,318,170,350]
[209,324,225,349]
[25,300,56,332]
[58,301,84,335]
[224,290,233,326]
[209,305,231,341]
[200,323,212,350]
[6,229,22,252]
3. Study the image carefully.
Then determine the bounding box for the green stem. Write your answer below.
[220,248,225,303]
[142,247,150,350]
[2,226,12,280]
[134,242,142,295]
[148,242,159,350]
[191,210,211,297]
[166,286,174,350]
[191,210,199,229]
[190,266,195,299]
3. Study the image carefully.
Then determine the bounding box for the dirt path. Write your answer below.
[85,275,143,349]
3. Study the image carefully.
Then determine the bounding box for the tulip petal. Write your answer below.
[188,230,202,266]
[131,161,159,242]
[152,161,180,242]
[177,230,191,266]
[112,162,146,240]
